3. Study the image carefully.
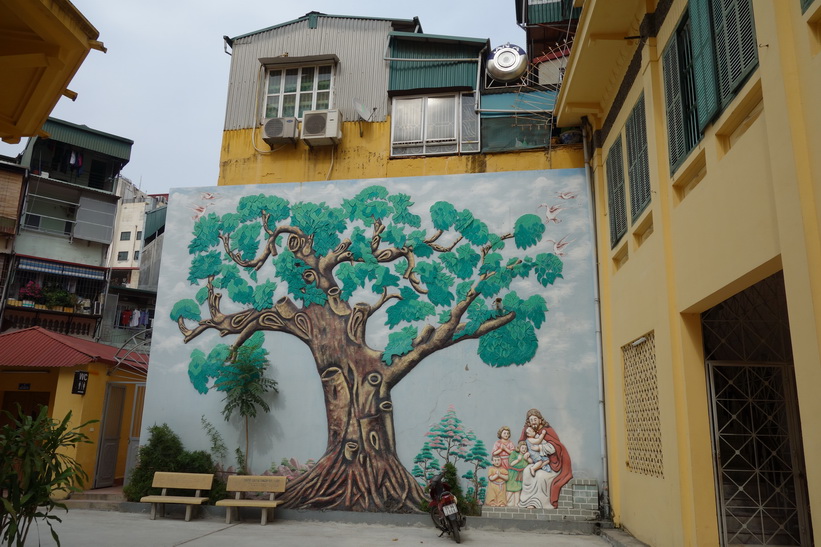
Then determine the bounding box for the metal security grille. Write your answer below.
[708,363,806,545]
[702,272,811,546]
[622,332,663,478]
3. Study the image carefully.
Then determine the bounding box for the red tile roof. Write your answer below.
[0,326,148,372]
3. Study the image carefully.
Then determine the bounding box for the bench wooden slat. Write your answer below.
[215,499,281,508]
[150,471,214,490]
[141,496,209,504]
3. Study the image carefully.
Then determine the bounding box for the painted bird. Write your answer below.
[556,191,578,200]
[546,235,573,256]
[538,203,564,223]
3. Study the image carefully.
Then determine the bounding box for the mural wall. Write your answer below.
[142,169,602,513]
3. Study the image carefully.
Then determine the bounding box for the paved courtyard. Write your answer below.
[23,509,616,546]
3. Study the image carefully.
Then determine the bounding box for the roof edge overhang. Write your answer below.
[231,12,422,42]
[554,0,649,127]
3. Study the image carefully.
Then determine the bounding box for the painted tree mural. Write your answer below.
[170,185,564,512]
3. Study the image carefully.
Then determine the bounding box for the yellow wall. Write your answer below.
[218,119,582,186]
[560,0,821,544]
[3,363,142,493]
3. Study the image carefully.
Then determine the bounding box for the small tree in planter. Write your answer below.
[215,332,278,474]
[0,406,93,547]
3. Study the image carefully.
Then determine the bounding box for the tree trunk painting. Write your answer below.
[171,184,569,512]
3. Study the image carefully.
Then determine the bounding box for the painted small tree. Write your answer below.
[463,438,491,502]
[214,332,278,473]
[426,405,476,466]
[411,442,441,486]
[170,185,564,511]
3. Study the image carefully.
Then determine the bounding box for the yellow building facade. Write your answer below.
[555,0,820,545]
[218,123,582,185]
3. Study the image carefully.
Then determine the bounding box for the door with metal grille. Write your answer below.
[707,362,810,545]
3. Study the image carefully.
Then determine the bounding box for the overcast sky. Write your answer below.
[0,0,526,195]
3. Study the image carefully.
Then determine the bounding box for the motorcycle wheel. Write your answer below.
[447,516,461,544]
[430,507,446,532]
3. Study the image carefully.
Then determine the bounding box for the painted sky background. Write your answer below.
[142,169,604,483]
[0,0,529,195]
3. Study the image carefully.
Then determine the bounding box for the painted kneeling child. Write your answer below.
[485,455,509,506]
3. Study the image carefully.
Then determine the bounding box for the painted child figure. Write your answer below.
[485,455,509,506]
[525,426,556,476]
[506,441,528,506]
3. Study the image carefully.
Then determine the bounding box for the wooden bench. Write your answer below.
[139,471,214,521]
[215,475,286,525]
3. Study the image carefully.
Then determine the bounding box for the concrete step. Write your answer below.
[70,491,125,502]
[61,498,125,511]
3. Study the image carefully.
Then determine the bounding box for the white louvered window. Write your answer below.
[264,64,334,119]
[391,93,479,157]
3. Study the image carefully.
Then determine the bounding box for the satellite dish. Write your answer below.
[353,98,375,122]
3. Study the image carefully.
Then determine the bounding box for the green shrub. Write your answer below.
[123,424,225,504]
[0,406,93,547]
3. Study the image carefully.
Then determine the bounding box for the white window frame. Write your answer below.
[263,64,335,120]
[390,92,480,157]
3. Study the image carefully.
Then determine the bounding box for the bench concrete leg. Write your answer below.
[185,505,194,522]
[225,507,233,524]
[150,503,157,520]
[261,508,268,526]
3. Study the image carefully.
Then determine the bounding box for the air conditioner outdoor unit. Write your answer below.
[300,110,342,146]
[261,117,298,145]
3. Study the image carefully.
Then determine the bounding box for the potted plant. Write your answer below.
[18,281,43,307]
[44,287,75,311]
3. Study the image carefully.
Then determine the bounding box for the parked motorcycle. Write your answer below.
[428,470,465,543]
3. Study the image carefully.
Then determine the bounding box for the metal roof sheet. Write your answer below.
[0,326,147,371]
[41,118,133,162]
[230,12,421,42]
[388,33,487,92]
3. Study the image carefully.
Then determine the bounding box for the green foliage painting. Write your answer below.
[170,184,565,512]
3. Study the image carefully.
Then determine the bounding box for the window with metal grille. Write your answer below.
[117,251,128,261]
[120,231,131,241]
[622,332,664,478]
[625,94,651,221]
[606,136,627,248]
[391,93,479,157]
[134,251,140,260]
[663,0,758,171]
[264,64,334,119]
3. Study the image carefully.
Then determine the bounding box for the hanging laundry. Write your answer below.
[130,309,141,327]
[121,309,132,326]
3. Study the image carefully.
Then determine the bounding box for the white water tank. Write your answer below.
[486,44,528,82]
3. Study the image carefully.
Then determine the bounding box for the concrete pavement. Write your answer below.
[24,509,618,547]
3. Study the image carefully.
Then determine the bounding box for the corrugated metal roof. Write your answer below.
[144,205,166,240]
[518,0,581,25]
[229,12,421,42]
[388,32,487,93]
[0,326,147,371]
[41,118,133,162]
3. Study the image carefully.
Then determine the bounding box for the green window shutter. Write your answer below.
[803,0,814,13]
[689,0,720,131]
[662,38,687,171]
[606,136,627,248]
[712,0,758,105]
[626,95,651,221]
